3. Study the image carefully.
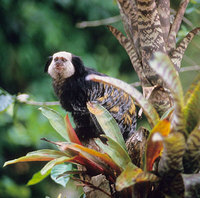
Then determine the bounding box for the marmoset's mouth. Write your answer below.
[55,64,64,71]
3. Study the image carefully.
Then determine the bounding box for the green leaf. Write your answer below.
[3,149,67,167]
[39,107,70,142]
[86,75,160,128]
[158,132,186,178]
[27,169,51,186]
[95,135,131,170]
[184,74,200,103]
[41,156,70,175]
[184,74,200,133]
[107,26,142,81]
[116,162,158,191]
[171,27,200,69]
[149,52,185,134]
[0,88,14,112]
[183,122,200,173]
[160,106,174,120]
[87,102,126,150]
[149,51,183,101]
[40,141,115,175]
[26,149,69,158]
[51,164,73,187]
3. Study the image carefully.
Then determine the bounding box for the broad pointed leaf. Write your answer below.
[68,155,106,175]
[50,164,73,187]
[149,52,184,104]
[184,75,200,133]
[184,74,200,103]
[149,52,185,134]
[171,27,200,69]
[137,0,166,55]
[116,162,158,191]
[39,107,70,142]
[183,123,200,173]
[41,140,118,176]
[41,156,71,175]
[116,0,138,42]
[27,169,51,186]
[95,135,131,170]
[145,119,171,171]
[26,149,69,158]
[137,0,166,87]
[66,143,120,174]
[3,149,66,167]
[86,75,160,127]
[157,0,170,43]
[160,106,174,120]
[65,114,82,145]
[87,102,126,150]
[158,132,185,178]
[107,26,144,82]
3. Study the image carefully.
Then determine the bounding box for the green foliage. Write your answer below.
[0,176,31,198]
[87,53,200,196]
[39,107,70,142]
[0,88,14,112]
[27,169,51,186]
[87,102,126,150]
[116,162,158,191]
[50,164,72,187]
[184,74,200,133]
[95,136,131,170]
[149,53,186,134]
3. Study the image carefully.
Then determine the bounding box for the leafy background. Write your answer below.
[0,0,200,197]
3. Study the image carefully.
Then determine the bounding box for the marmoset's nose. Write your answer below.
[55,59,63,66]
[54,57,66,67]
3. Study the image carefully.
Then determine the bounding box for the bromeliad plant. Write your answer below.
[86,52,200,197]
[4,52,200,197]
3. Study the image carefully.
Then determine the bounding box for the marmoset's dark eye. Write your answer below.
[61,57,67,62]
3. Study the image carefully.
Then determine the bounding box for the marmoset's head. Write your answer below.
[45,51,85,79]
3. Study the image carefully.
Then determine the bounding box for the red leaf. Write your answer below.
[145,119,171,171]
[65,114,82,145]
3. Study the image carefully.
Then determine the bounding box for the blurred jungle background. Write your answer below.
[0,0,200,197]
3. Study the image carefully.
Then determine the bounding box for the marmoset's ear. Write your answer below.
[71,55,85,75]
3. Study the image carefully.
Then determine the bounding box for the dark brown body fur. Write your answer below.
[52,57,137,140]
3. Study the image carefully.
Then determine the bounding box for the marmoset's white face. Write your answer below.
[47,51,75,79]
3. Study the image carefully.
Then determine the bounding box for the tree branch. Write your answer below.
[16,94,60,106]
[76,16,121,28]
[180,65,200,72]
[24,101,60,106]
